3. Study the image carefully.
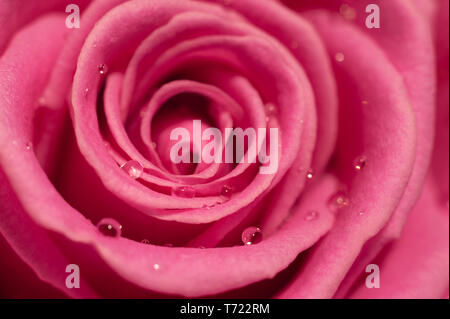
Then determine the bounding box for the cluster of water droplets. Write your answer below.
[298,154,370,221]
[93,65,372,248]
[96,219,165,270]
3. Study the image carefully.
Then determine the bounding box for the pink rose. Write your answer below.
[0,0,448,298]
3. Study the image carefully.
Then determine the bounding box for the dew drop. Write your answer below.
[304,211,319,221]
[328,191,350,211]
[25,141,33,150]
[241,226,263,245]
[153,264,160,270]
[141,239,151,244]
[97,218,122,237]
[120,160,144,179]
[220,185,233,199]
[98,64,108,75]
[306,169,315,180]
[362,100,369,105]
[354,156,367,171]
[335,52,345,62]
[171,186,196,198]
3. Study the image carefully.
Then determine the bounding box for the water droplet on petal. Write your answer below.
[141,239,151,244]
[328,191,350,211]
[362,100,369,105]
[153,264,160,270]
[306,169,315,180]
[97,218,122,237]
[304,211,319,221]
[25,142,33,150]
[121,160,144,179]
[220,185,233,199]
[171,186,196,198]
[241,226,263,245]
[335,52,345,62]
[354,156,367,171]
[98,64,108,75]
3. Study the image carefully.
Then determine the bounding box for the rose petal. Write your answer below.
[276,11,417,298]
